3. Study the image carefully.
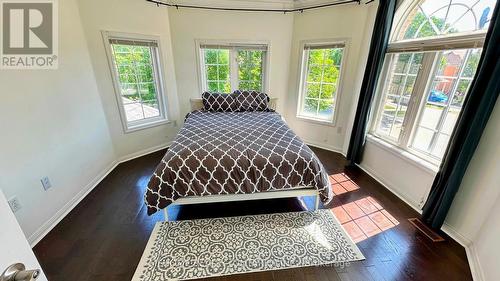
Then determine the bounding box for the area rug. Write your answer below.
[132,209,364,281]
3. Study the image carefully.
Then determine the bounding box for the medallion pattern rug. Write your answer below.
[133,209,364,280]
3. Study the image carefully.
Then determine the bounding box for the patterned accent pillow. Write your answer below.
[202,92,240,112]
[202,91,271,112]
[233,90,270,112]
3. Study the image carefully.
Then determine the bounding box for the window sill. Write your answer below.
[125,118,172,134]
[365,134,439,174]
[295,115,336,127]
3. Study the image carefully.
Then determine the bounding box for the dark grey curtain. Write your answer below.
[422,3,500,229]
[346,0,397,164]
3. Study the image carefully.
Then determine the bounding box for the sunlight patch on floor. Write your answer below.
[329,173,360,195]
[329,173,399,243]
[333,197,399,243]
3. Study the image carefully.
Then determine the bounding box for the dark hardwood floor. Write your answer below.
[33,147,473,281]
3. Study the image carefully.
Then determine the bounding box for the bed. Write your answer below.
[145,92,333,220]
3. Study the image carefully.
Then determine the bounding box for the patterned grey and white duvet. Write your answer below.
[145,110,333,215]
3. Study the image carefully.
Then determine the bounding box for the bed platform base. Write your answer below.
[163,188,320,221]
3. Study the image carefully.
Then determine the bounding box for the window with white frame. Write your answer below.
[371,0,496,164]
[297,42,346,123]
[199,43,268,93]
[105,34,167,132]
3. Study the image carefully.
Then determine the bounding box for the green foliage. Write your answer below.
[238,50,263,91]
[204,49,265,92]
[388,53,423,100]
[403,12,458,40]
[204,49,231,93]
[304,48,343,114]
[462,51,480,77]
[112,44,157,104]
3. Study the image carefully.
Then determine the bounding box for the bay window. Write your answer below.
[370,0,495,164]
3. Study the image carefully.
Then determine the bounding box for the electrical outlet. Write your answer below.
[8,197,22,213]
[41,176,52,191]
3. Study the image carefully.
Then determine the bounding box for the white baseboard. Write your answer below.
[28,160,119,246]
[465,243,485,281]
[357,163,422,213]
[28,142,171,246]
[441,223,471,247]
[441,223,484,281]
[118,142,171,163]
[303,140,346,157]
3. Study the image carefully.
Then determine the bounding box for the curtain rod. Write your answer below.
[145,0,363,13]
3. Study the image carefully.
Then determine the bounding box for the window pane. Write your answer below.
[442,107,460,135]
[112,43,160,123]
[217,65,230,82]
[306,83,320,98]
[378,115,393,135]
[303,98,318,116]
[327,48,343,66]
[452,79,471,107]
[418,104,443,130]
[309,49,324,64]
[237,50,264,91]
[206,65,218,80]
[204,49,218,64]
[143,100,160,119]
[307,65,323,82]
[374,52,423,141]
[323,66,340,83]
[298,46,344,121]
[462,49,481,77]
[123,102,146,122]
[321,84,335,99]
[432,133,450,158]
[219,82,231,93]
[203,48,231,93]
[318,99,334,120]
[394,53,411,73]
[411,48,480,159]
[207,82,219,92]
[412,127,434,151]
[394,0,497,41]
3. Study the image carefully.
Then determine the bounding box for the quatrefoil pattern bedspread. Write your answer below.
[145,110,333,215]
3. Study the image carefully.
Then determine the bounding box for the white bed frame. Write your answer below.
[163,97,316,221]
[164,188,320,221]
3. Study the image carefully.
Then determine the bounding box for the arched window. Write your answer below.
[370,0,497,164]
[393,0,496,41]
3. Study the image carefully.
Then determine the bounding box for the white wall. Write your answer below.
[343,2,378,154]
[167,8,294,118]
[474,193,500,281]
[0,0,115,242]
[444,98,500,240]
[76,0,181,158]
[285,4,375,153]
[361,139,436,209]
[448,98,500,281]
